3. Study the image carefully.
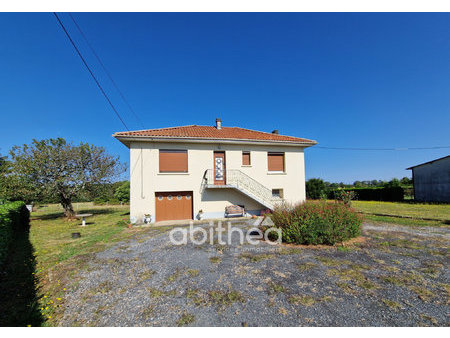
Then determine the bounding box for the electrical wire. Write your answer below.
[314,145,450,151]
[68,13,145,129]
[53,12,130,131]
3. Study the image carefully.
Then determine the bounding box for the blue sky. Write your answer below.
[0,12,449,183]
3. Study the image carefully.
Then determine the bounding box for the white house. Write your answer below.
[113,119,316,223]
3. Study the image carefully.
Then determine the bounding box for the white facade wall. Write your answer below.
[129,141,307,223]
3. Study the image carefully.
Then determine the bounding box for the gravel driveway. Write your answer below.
[59,220,449,326]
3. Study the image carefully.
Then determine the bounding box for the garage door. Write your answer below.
[155,191,193,222]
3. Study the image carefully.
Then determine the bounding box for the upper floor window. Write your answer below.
[268,152,285,172]
[159,150,188,173]
[242,151,251,166]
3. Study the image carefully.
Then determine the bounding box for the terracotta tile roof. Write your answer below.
[114,125,316,145]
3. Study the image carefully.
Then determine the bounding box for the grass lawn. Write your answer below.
[352,201,450,227]
[30,202,132,273]
[0,202,166,326]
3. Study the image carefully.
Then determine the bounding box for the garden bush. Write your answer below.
[93,197,124,205]
[327,187,404,202]
[114,181,130,202]
[269,201,362,245]
[0,201,30,266]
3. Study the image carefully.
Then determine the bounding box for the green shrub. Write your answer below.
[0,201,30,266]
[306,178,328,200]
[93,197,107,205]
[328,187,404,202]
[269,201,362,245]
[93,197,123,205]
[107,198,121,205]
[114,181,130,202]
[334,189,357,206]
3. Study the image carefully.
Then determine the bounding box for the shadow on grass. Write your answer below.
[0,228,43,326]
[32,208,118,221]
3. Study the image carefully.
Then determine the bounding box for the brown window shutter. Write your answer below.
[159,150,188,172]
[242,151,251,165]
[268,153,284,172]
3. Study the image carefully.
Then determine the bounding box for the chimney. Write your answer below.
[272,129,279,134]
[216,118,222,130]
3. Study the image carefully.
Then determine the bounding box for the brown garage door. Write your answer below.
[155,191,193,222]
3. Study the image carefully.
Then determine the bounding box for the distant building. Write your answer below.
[407,155,450,203]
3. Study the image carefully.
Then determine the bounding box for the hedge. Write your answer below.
[267,201,363,245]
[327,187,404,202]
[0,201,30,267]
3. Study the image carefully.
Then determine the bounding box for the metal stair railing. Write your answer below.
[204,169,282,209]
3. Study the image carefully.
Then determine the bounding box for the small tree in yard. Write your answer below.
[334,189,357,206]
[7,138,125,218]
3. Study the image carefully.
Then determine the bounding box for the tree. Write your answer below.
[0,153,7,202]
[384,178,401,188]
[306,178,327,199]
[114,181,130,202]
[0,153,5,170]
[8,138,125,218]
[0,154,36,203]
[353,180,362,187]
[400,177,412,186]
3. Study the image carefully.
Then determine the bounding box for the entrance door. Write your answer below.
[155,191,193,222]
[214,151,226,185]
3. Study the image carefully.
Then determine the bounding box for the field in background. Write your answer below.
[352,200,450,227]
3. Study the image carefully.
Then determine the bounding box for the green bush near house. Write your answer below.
[268,201,362,245]
[0,201,30,266]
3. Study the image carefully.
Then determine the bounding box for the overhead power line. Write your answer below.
[53,12,129,131]
[315,145,450,151]
[68,13,145,129]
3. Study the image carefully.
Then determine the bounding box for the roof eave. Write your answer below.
[406,155,450,170]
[112,134,317,148]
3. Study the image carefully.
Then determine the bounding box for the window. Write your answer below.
[268,152,285,172]
[272,189,283,198]
[159,150,188,173]
[242,151,251,166]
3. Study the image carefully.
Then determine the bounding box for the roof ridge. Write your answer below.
[129,125,199,133]
[230,126,312,140]
[230,126,281,135]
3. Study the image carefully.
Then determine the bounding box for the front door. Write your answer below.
[214,151,226,185]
